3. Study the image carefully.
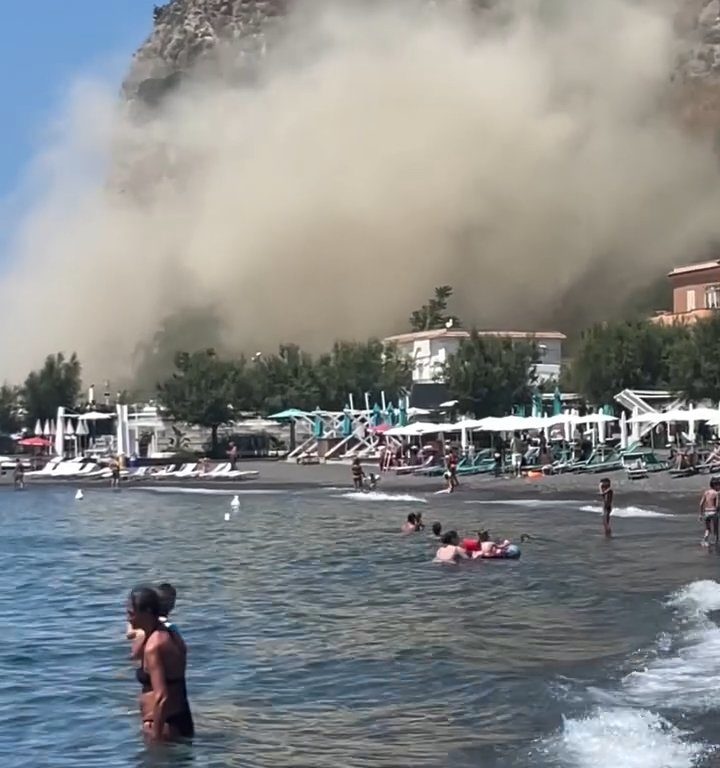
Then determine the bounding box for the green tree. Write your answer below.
[157,349,236,453]
[566,321,683,403]
[0,384,20,434]
[409,285,461,332]
[315,340,412,409]
[667,315,720,401]
[444,331,539,417]
[23,352,82,426]
[253,344,323,414]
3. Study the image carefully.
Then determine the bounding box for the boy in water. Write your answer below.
[600,478,614,537]
[699,477,720,546]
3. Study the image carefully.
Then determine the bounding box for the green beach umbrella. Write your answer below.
[313,410,325,438]
[372,403,382,427]
[553,387,562,416]
[385,403,396,426]
[341,409,353,437]
[398,401,408,427]
[532,389,542,417]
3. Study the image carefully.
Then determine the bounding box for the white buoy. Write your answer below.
[230,495,240,511]
[224,512,231,522]
[75,489,84,501]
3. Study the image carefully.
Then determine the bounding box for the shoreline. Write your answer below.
[3,458,707,508]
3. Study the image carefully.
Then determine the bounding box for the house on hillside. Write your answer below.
[382,329,566,409]
[652,259,720,325]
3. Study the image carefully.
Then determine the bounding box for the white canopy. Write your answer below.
[78,411,113,421]
[629,408,720,425]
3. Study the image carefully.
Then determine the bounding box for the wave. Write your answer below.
[580,505,674,519]
[465,499,583,507]
[129,487,281,496]
[546,580,719,767]
[552,708,703,768]
[337,491,427,503]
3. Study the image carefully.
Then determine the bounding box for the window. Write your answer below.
[706,284,720,310]
[686,289,696,312]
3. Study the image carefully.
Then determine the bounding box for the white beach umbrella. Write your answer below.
[34,419,42,436]
[78,410,113,421]
[65,419,75,437]
[619,411,628,450]
[42,420,51,437]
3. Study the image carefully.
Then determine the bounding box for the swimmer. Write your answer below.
[401,513,419,534]
[599,478,614,538]
[434,531,468,563]
[471,530,511,559]
[699,477,720,545]
[363,472,380,491]
[127,586,194,742]
[431,522,442,539]
[13,459,24,490]
[415,512,425,531]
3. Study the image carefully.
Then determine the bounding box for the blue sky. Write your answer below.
[0,1,156,200]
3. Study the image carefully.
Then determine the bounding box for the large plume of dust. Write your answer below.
[1,0,720,384]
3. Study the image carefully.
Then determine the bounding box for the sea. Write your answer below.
[0,484,718,767]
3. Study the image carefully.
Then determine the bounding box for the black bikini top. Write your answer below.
[135,626,185,693]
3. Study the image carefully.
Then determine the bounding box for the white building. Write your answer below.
[382,329,565,385]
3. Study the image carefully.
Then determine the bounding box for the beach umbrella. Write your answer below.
[619,410,628,450]
[531,389,542,418]
[371,403,382,427]
[42,420,51,438]
[631,407,641,443]
[385,403,396,426]
[76,419,89,436]
[65,419,75,437]
[553,387,562,416]
[18,436,51,448]
[341,410,353,437]
[34,419,42,436]
[49,420,56,436]
[78,410,113,421]
[398,401,408,427]
[312,410,324,438]
[268,408,308,420]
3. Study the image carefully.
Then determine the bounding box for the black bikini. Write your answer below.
[137,627,194,739]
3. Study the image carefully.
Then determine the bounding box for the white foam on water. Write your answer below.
[337,491,427,503]
[465,498,582,507]
[552,707,703,768]
[580,505,674,518]
[620,581,720,711]
[129,487,281,496]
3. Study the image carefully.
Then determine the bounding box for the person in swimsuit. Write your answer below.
[401,513,419,534]
[599,478,614,538]
[434,531,468,563]
[351,458,364,490]
[13,460,24,490]
[699,478,720,545]
[470,529,511,558]
[126,586,194,741]
[431,522,442,539]
[109,456,121,489]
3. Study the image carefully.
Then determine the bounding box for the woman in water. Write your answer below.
[434,531,468,563]
[126,586,194,741]
[401,513,419,534]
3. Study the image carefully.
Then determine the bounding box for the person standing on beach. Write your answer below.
[227,442,238,471]
[699,478,720,546]
[599,478,614,537]
[510,432,523,477]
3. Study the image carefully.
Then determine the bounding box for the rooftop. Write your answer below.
[667,259,720,277]
[383,329,567,344]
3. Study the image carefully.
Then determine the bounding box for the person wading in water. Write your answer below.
[699,477,720,546]
[599,478,614,538]
[126,586,194,742]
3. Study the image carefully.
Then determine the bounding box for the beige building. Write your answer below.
[652,259,720,325]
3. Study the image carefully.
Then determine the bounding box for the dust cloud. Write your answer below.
[1,0,720,384]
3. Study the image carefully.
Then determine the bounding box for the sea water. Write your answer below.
[0,485,716,767]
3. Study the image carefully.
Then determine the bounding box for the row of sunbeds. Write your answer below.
[24,458,258,482]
